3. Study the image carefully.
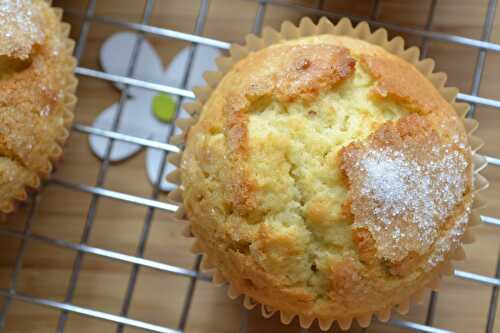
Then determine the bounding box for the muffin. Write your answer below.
[0,0,77,213]
[180,23,475,326]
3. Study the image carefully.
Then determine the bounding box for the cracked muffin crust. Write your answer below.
[0,0,76,213]
[181,35,473,320]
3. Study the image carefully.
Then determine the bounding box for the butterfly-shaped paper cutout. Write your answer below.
[89,32,221,191]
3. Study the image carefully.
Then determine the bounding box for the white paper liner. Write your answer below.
[166,16,489,331]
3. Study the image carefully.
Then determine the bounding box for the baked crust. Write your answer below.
[341,114,472,274]
[181,35,472,318]
[0,0,76,213]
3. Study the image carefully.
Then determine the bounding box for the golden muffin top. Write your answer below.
[0,0,46,59]
[181,34,472,318]
[0,0,76,213]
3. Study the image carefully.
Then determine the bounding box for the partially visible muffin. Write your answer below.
[181,35,472,320]
[0,0,76,213]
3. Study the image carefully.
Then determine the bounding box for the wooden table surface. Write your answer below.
[0,0,499,332]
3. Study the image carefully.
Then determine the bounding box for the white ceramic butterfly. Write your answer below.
[89,32,221,191]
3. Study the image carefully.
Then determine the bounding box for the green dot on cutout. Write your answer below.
[152,93,176,122]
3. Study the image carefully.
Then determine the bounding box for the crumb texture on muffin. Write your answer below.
[0,0,76,213]
[181,35,473,318]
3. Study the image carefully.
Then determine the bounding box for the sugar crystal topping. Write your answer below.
[0,0,45,59]
[426,208,469,270]
[343,117,470,263]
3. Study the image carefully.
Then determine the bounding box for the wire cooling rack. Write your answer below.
[0,0,499,332]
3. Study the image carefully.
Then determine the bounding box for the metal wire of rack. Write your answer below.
[0,0,498,333]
